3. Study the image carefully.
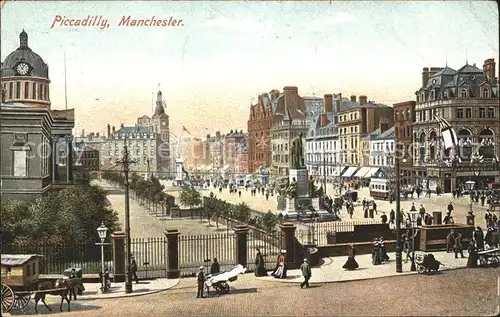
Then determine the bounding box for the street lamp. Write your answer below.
[395,143,403,273]
[407,211,419,272]
[96,222,108,292]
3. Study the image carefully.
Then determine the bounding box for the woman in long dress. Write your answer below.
[372,238,381,265]
[467,241,478,268]
[342,245,359,270]
[272,250,287,278]
[254,248,268,277]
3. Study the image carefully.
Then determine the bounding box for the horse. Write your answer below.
[34,278,71,313]
[66,278,86,300]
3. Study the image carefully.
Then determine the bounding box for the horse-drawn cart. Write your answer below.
[1,254,69,314]
[477,248,500,268]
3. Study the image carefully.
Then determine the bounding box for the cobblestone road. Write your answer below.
[16,268,498,316]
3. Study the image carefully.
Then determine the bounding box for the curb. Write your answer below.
[77,278,180,300]
[256,265,468,285]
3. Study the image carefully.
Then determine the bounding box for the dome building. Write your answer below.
[1,30,76,201]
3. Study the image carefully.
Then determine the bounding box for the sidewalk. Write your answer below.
[257,251,469,284]
[77,278,180,300]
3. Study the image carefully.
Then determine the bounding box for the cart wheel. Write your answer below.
[479,256,488,267]
[490,256,499,268]
[417,265,426,274]
[221,283,229,294]
[12,293,31,310]
[1,284,15,313]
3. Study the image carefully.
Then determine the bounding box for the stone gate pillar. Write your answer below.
[165,229,180,278]
[280,222,297,269]
[432,211,442,225]
[111,231,126,282]
[233,225,249,267]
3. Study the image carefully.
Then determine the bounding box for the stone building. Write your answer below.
[247,87,307,174]
[136,89,170,175]
[0,30,75,200]
[337,95,393,169]
[270,106,308,177]
[73,142,100,171]
[393,100,416,186]
[369,126,395,168]
[100,123,160,176]
[221,130,247,176]
[412,59,499,192]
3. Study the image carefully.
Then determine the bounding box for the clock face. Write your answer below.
[162,122,166,126]
[16,63,29,76]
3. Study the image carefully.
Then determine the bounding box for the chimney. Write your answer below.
[89,132,95,137]
[422,67,429,86]
[81,129,85,137]
[112,126,115,134]
[350,95,356,102]
[320,113,328,127]
[96,132,100,137]
[335,99,341,113]
[120,123,124,129]
[216,131,221,138]
[379,120,389,133]
[429,67,442,78]
[283,86,298,94]
[359,95,367,106]
[107,124,111,138]
[323,94,333,113]
[483,58,496,82]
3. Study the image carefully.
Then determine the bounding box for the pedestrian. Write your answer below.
[410,203,417,212]
[447,202,454,215]
[372,238,381,265]
[381,212,388,224]
[473,226,485,251]
[342,245,359,270]
[467,241,478,268]
[299,258,311,289]
[454,233,464,259]
[254,248,267,277]
[419,204,426,219]
[378,236,390,262]
[389,209,395,229]
[196,266,205,298]
[210,258,220,275]
[446,229,455,253]
[238,190,242,197]
[130,255,139,284]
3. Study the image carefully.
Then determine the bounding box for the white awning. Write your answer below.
[353,166,371,178]
[331,166,345,176]
[221,165,230,171]
[341,166,358,178]
[364,167,381,178]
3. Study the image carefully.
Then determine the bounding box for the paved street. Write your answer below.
[10,268,498,316]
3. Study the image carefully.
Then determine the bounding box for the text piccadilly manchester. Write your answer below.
[50,15,185,29]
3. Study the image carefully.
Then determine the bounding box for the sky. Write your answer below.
[1,1,498,138]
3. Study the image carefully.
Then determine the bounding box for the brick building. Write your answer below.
[247,86,307,174]
[393,100,416,186]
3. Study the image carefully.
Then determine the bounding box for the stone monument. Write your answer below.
[175,158,184,186]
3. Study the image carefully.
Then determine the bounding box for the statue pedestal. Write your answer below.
[175,158,184,186]
[289,168,309,198]
[311,198,321,211]
[285,198,296,214]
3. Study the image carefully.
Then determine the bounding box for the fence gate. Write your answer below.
[247,231,283,271]
[130,237,167,279]
[178,233,235,276]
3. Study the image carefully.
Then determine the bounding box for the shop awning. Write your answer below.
[341,166,358,178]
[353,166,371,178]
[364,167,381,178]
[220,165,230,171]
[331,166,345,177]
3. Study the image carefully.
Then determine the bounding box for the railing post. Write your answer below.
[280,222,298,269]
[111,231,126,282]
[165,229,181,278]
[233,225,249,267]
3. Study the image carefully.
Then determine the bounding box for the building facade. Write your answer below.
[73,142,100,171]
[0,30,75,200]
[370,126,395,167]
[271,108,308,176]
[393,100,416,186]
[221,130,247,176]
[248,86,307,174]
[338,95,393,167]
[412,59,499,192]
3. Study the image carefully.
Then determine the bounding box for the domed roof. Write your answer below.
[1,30,49,79]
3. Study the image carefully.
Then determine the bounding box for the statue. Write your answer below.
[285,177,297,199]
[290,132,305,169]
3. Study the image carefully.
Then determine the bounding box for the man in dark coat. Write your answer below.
[389,209,395,228]
[210,258,220,275]
[473,227,485,251]
[447,202,454,215]
[446,229,455,253]
[196,266,205,298]
[254,248,267,277]
[467,241,478,268]
[381,212,388,224]
[299,258,311,289]
[130,255,139,283]
[454,233,465,258]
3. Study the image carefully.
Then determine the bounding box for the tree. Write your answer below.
[262,211,279,233]
[233,202,251,223]
[203,192,218,227]
[179,187,202,218]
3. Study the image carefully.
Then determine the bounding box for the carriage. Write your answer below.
[477,248,500,268]
[1,254,69,313]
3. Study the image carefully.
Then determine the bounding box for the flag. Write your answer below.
[182,126,191,135]
[435,115,457,150]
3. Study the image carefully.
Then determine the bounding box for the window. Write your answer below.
[13,151,27,177]
[456,108,464,119]
[479,108,486,118]
[45,85,49,101]
[38,84,42,99]
[16,82,21,99]
[9,82,13,99]
[430,90,435,100]
[465,108,472,118]
[443,90,448,99]
[27,265,31,276]
[24,82,29,99]
[483,89,489,98]
[32,83,36,99]
[487,107,495,118]
[460,89,467,98]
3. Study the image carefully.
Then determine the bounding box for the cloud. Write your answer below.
[307,12,358,31]
[203,16,272,32]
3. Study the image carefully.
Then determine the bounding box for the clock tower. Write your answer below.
[152,89,170,175]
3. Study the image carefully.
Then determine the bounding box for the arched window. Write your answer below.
[443,90,448,99]
[430,90,435,100]
[460,89,467,98]
[482,88,489,98]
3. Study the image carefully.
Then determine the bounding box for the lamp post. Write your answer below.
[96,222,108,292]
[395,143,403,273]
[408,210,419,272]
